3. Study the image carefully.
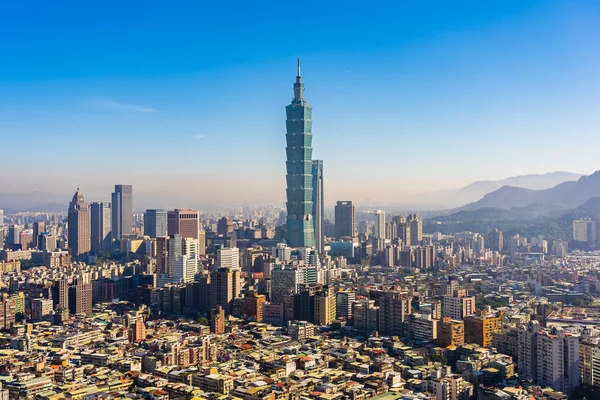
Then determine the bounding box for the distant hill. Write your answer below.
[0,192,69,214]
[460,171,600,211]
[430,172,581,208]
[425,196,600,242]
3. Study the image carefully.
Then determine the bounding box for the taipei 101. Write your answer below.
[1,1,600,399]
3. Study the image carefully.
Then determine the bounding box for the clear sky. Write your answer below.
[1,0,599,208]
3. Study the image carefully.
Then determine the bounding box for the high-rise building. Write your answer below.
[67,188,90,257]
[381,290,412,336]
[437,317,465,347]
[168,209,200,239]
[52,279,69,311]
[353,299,380,336]
[167,234,198,283]
[443,289,476,320]
[334,201,355,239]
[311,160,324,254]
[68,281,92,315]
[374,210,385,240]
[464,311,503,347]
[32,222,45,250]
[488,228,504,252]
[210,305,225,334]
[111,184,133,240]
[242,291,266,322]
[144,209,167,238]
[217,217,234,236]
[536,328,580,394]
[0,209,4,247]
[210,268,234,315]
[314,285,336,326]
[217,247,239,270]
[516,320,540,381]
[90,202,112,254]
[336,290,356,320]
[409,214,423,245]
[129,319,147,343]
[284,60,315,249]
[31,298,53,322]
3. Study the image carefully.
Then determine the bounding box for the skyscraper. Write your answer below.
[334,201,356,239]
[374,210,386,240]
[67,188,90,257]
[90,202,112,254]
[284,60,315,249]
[311,160,324,254]
[167,234,198,283]
[144,209,167,238]
[32,221,45,250]
[167,209,200,239]
[111,184,133,240]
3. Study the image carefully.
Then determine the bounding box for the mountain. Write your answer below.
[430,172,581,208]
[424,196,600,242]
[461,171,600,211]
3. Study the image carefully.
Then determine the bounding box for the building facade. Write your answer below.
[111,184,133,240]
[67,188,90,257]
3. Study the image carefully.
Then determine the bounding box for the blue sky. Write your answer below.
[1,0,599,208]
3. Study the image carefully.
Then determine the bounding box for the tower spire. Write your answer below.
[293,59,305,102]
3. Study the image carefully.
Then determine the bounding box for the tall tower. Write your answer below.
[285,59,315,248]
[67,188,90,257]
[90,202,112,254]
[111,184,133,240]
[311,160,324,254]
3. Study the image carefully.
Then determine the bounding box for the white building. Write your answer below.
[536,327,580,394]
[217,247,240,270]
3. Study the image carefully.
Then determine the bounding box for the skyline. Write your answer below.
[1,1,600,207]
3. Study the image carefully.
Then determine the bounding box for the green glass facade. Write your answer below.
[285,61,316,248]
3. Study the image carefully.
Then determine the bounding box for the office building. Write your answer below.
[443,289,476,320]
[381,290,412,337]
[284,60,315,248]
[90,202,112,254]
[311,160,324,253]
[144,209,167,238]
[67,188,90,257]
[111,184,133,240]
[334,201,356,239]
[168,208,200,239]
